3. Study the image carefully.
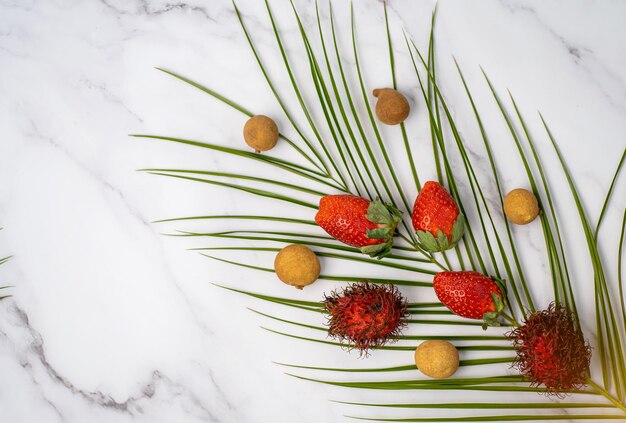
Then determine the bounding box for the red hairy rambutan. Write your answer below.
[322,282,408,355]
[506,303,591,396]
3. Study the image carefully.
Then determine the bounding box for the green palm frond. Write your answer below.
[139,1,626,420]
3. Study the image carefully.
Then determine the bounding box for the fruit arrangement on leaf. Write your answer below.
[140,1,626,420]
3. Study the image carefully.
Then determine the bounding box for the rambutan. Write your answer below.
[322,282,408,355]
[506,303,591,396]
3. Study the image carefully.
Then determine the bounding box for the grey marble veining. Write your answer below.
[1,0,625,422]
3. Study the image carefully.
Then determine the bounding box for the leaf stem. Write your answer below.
[500,312,519,328]
[588,378,626,414]
[594,148,626,241]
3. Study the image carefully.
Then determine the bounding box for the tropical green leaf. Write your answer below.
[143,0,626,420]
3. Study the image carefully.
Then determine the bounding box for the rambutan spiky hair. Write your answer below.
[322,282,408,355]
[506,303,591,396]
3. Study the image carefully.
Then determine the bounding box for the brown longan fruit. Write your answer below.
[503,188,540,225]
[373,88,410,125]
[243,115,279,152]
[414,340,459,379]
[274,244,320,290]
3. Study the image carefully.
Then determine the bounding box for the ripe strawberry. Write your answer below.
[433,271,506,328]
[412,181,465,252]
[315,194,402,259]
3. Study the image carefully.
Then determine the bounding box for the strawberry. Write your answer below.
[433,271,506,328]
[412,181,465,252]
[315,194,402,259]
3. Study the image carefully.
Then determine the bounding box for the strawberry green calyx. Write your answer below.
[361,199,403,259]
[482,277,507,330]
[416,213,465,253]
[434,270,508,326]
[482,293,505,329]
[315,195,402,257]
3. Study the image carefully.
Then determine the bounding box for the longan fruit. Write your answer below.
[503,188,540,225]
[414,340,459,379]
[274,244,320,289]
[243,115,279,152]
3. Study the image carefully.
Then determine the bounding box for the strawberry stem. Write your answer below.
[441,250,452,270]
[397,232,450,271]
[501,311,519,327]
[398,232,415,246]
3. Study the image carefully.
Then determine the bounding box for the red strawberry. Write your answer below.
[433,271,506,328]
[315,194,402,259]
[412,181,465,252]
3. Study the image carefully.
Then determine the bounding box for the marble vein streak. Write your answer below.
[1,0,625,422]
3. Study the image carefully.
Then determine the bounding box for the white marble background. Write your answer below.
[1,0,625,422]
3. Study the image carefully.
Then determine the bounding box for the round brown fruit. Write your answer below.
[503,188,540,225]
[274,244,320,290]
[243,115,279,152]
[373,88,410,125]
[414,340,459,379]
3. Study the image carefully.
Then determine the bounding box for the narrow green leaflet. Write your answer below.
[143,1,626,421]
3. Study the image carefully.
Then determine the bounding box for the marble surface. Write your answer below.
[1,0,625,422]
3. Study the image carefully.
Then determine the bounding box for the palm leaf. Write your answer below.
[140,1,626,420]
